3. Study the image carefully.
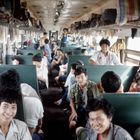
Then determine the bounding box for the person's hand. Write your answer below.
[129,82,140,92]
[69,110,77,122]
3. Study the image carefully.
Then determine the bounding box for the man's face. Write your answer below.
[100,44,109,54]
[76,73,87,87]
[89,109,112,134]
[0,102,17,124]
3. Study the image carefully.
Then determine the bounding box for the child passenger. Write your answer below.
[0,89,32,140]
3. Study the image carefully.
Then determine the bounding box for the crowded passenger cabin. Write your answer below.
[0,0,140,140]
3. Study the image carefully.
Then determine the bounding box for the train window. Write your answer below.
[126,37,140,65]
[127,37,140,51]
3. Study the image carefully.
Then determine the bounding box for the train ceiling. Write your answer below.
[25,0,116,31]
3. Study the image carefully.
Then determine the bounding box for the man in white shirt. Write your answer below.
[89,39,121,65]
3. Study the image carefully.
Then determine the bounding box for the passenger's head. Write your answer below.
[99,39,110,54]
[63,28,68,34]
[44,38,49,44]
[11,55,24,65]
[0,69,21,93]
[101,71,123,93]
[43,32,47,36]
[87,98,114,134]
[70,60,84,73]
[76,60,84,66]
[74,67,87,86]
[32,53,42,68]
[71,63,78,71]
[0,89,21,124]
[56,49,63,56]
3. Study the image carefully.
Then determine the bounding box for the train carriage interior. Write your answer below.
[0,0,140,140]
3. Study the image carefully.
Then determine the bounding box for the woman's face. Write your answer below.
[89,109,112,134]
[0,102,17,124]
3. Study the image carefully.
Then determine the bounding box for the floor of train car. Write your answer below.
[40,78,74,140]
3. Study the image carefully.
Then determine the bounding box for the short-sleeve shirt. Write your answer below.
[0,119,32,140]
[20,83,40,99]
[23,97,44,128]
[69,80,102,110]
[90,51,121,65]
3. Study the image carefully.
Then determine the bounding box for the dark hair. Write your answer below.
[28,53,33,55]
[11,55,24,64]
[0,69,22,104]
[44,38,49,44]
[71,60,84,71]
[76,60,84,66]
[99,39,110,46]
[0,89,21,104]
[32,53,42,62]
[101,71,121,93]
[87,98,114,118]
[57,48,63,53]
[74,66,87,76]
[63,28,68,32]
[71,63,78,71]
[0,69,21,93]
[43,32,47,35]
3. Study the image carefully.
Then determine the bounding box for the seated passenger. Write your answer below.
[32,53,48,90]
[11,55,24,65]
[101,71,124,93]
[54,60,84,106]
[76,98,133,140]
[0,89,32,140]
[129,69,140,92]
[51,49,67,71]
[69,67,101,129]
[89,39,121,65]
[0,69,44,137]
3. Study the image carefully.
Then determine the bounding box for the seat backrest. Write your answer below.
[103,93,140,125]
[17,49,38,55]
[61,45,80,53]
[0,65,39,121]
[103,93,140,135]
[0,65,39,93]
[85,65,138,91]
[5,54,33,65]
[68,55,91,73]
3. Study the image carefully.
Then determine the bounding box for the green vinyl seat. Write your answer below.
[103,93,140,135]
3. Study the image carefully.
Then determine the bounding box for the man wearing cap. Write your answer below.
[89,39,121,65]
